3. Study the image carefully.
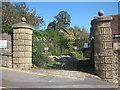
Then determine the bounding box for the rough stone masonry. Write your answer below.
[12,17,33,69]
[91,11,120,84]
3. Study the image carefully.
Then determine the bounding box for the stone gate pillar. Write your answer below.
[12,17,33,69]
[91,11,113,82]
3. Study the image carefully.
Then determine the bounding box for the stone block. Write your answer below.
[104,42,112,49]
[24,29,32,34]
[106,64,112,70]
[24,46,32,51]
[18,46,25,51]
[14,34,32,40]
[94,56,99,63]
[95,64,100,70]
[13,28,25,34]
[99,64,112,70]
[17,34,26,39]
[99,57,105,63]
[95,28,112,35]
[112,70,118,80]
[14,39,24,45]
[24,52,32,57]
[24,34,32,40]
[13,52,24,58]
[98,49,113,56]
[94,56,104,64]
[2,49,12,55]
[94,41,112,49]
[13,46,32,52]
[104,57,112,63]
[97,22,111,28]
[94,51,98,56]
[98,35,112,41]
[100,71,106,79]
[105,71,112,79]
[0,33,11,41]
[13,63,24,69]
[13,63,32,69]
[13,58,19,63]
[2,56,12,68]
[24,40,32,45]
[24,64,32,69]
[13,58,32,64]
[13,28,32,34]
[19,58,32,63]
[94,41,104,49]
[13,46,24,51]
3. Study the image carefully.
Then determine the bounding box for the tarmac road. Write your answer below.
[0,67,119,90]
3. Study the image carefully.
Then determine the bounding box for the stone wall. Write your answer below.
[111,15,120,84]
[112,42,120,84]
[112,47,119,83]
[0,33,12,68]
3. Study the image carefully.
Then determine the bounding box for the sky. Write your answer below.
[26,2,118,32]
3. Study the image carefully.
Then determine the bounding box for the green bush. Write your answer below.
[83,49,91,58]
[32,52,48,67]
[70,51,83,60]
[42,61,65,69]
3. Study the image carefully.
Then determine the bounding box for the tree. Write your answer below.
[47,20,56,30]
[63,28,75,51]
[55,11,71,29]
[73,26,81,38]
[2,2,44,33]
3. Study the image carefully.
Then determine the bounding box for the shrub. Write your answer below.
[32,49,49,67]
[42,61,65,69]
[70,51,83,60]
[83,49,91,58]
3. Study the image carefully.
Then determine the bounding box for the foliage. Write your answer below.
[32,10,91,69]
[32,28,91,69]
[32,40,48,67]
[32,29,67,67]
[64,29,75,51]
[83,48,91,58]
[55,11,71,29]
[2,2,44,33]
[73,26,90,49]
[47,20,56,30]
[70,51,83,60]
[42,61,65,69]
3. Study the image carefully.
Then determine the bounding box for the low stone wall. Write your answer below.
[0,33,12,68]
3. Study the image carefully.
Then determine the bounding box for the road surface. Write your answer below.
[0,67,119,89]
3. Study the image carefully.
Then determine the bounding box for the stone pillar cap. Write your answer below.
[98,10,104,16]
[91,16,113,25]
[12,17,34,30]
